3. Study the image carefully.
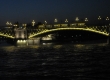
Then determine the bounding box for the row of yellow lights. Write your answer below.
[17,40,26,42]
[0,26,109,39]
[0,33,14,39]
[6,16,109,26]
[28,28,109,38]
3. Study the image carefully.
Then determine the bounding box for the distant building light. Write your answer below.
[6,21,12,26]
[14,24,18,26]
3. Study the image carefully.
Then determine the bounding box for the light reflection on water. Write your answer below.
[0,42,110,79]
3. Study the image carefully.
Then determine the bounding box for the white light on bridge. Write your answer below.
[65,19,68,22]
[75,17,79,21]
[98,16,101,20]
[54,18,58,22]
[45,21,47,24]
[85,18,88,21]
[106,17,109,20]
[32,20,35,26]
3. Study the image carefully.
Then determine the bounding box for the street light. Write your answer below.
[98,16,101,20]
[85,18,88,21]
[65,19,68,23]
[54,18,58,23]
[106,17,109,25]
[32,20,35,26]
[106,17,109,21]
[75,17,79,27]
[45,21,47,25]
[98,16,102,26]
[85,18,88,26]
[75,17,79,21]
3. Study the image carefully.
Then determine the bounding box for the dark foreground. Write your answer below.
[0,42,110,80]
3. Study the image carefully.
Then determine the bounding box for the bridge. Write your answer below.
[0,23,110,44]
[28,26,109,38]
[0,27,14,38]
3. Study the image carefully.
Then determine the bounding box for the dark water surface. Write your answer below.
[0,42,110,80]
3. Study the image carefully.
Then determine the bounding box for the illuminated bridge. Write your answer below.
[28,26,110,38]
[0,28,15,39]
[0,24,110,44]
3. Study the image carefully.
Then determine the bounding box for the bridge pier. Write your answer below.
[15,39,27,46]
[27,37,41,45]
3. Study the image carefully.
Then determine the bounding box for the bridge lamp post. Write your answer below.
[75,17,79,22]
[32,20,35,27]
[65,19,68,26]
[54,18,58,27]
[98,16,101,20]
[54,18,58,23]
[85,18,88,26]
[75,17,79,27]
[45,21,47,25]
[98,16,101,26]
[85,18,88,22]
[106,17,109,20]
[44,21,47,28]
[106,17,109,25]
[65,19,68,23]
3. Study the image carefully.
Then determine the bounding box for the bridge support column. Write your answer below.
[27,37,41,45]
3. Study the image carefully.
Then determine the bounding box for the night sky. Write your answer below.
[0,0,110,26]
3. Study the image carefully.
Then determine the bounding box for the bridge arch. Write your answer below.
[28,28,109,38]
[0,33,14,39]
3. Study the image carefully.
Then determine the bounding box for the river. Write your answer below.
[0,42,110,80]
